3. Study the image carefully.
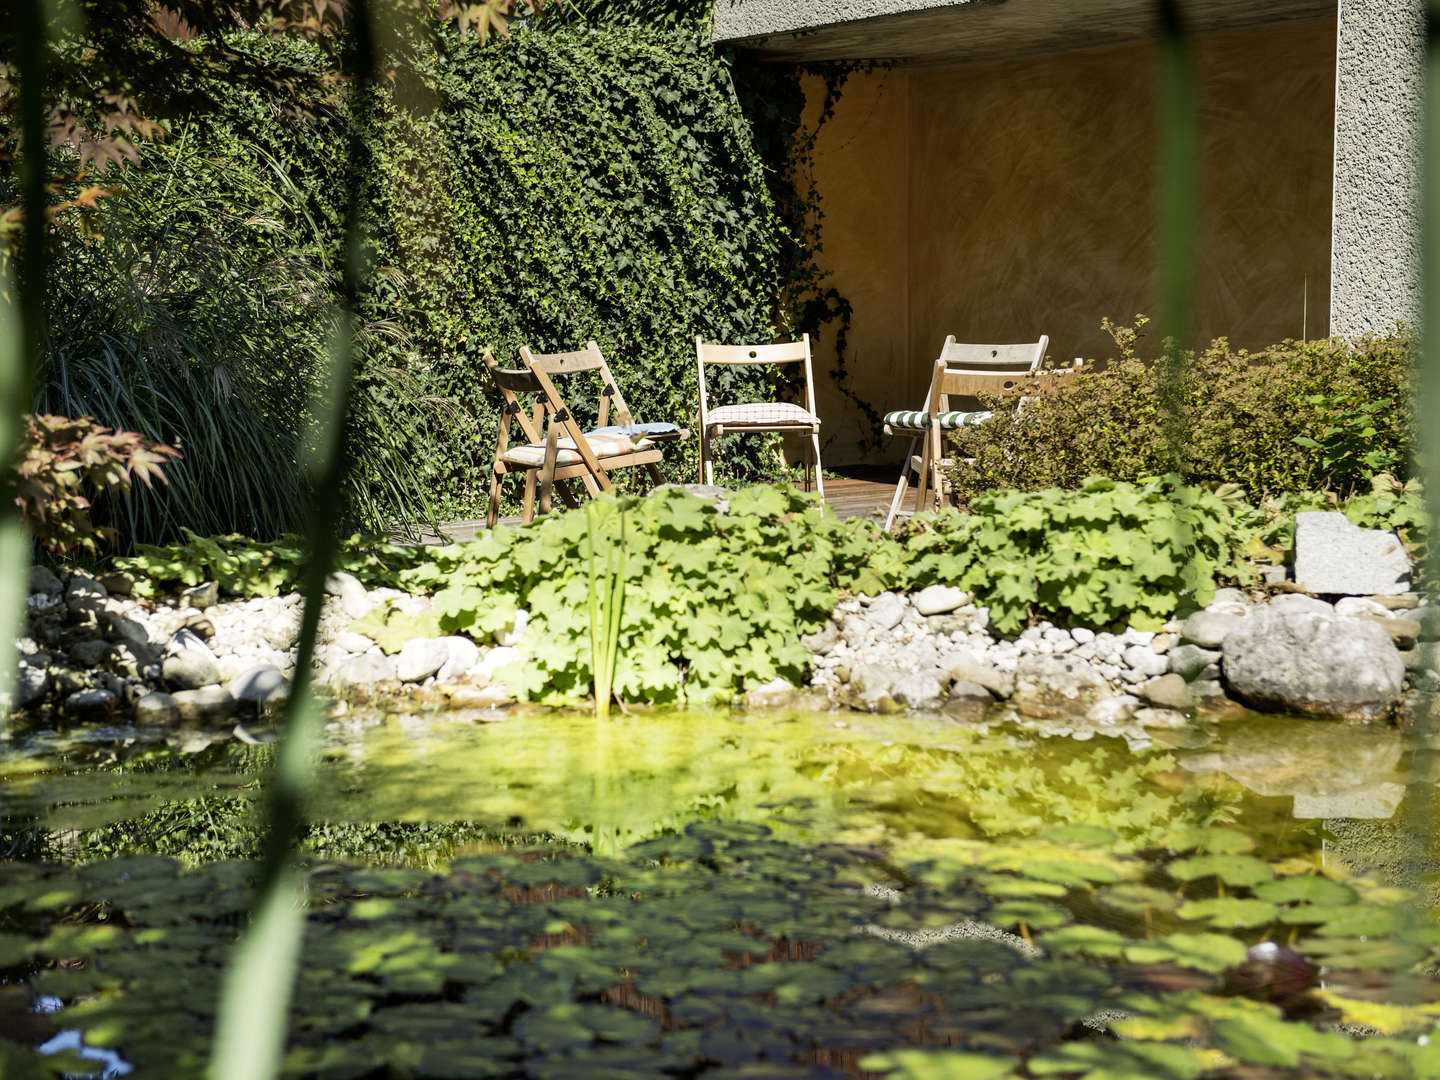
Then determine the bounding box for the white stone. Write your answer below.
[1122,644,1169,679]
[229,666,290,706]
[324,571,373,619]
[396,638,451,683]
[436,636,481,682]
[1334,596,1390,618]
[1071,627,1096,645]
[1293,511,1411,596]
[336,631,374,654]
[1086,695,1140,726]
[498,608,530,647]
[471,646,521,680]
[913,585,968,616]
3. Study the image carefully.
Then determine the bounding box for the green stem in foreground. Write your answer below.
[587,503,627,720]
[0,0,48,731]
[207,4,376,1078]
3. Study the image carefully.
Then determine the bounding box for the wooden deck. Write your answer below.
[406,465,905,545]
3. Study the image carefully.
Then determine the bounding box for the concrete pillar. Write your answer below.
[1330,0,1426,338]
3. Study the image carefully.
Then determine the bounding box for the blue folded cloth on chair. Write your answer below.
[589,422,685,439]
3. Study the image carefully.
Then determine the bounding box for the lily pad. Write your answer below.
[1167,854,1273,887]
[1175,897,1278,929]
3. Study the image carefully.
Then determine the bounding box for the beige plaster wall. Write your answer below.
[803,18,1336,465]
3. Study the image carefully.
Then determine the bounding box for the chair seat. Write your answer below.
[705,402,820,429]
[883,409,993,435]
[500,430,640,469]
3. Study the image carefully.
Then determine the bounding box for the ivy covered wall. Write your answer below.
[42,20,817,541]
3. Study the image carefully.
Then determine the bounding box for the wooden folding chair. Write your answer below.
[695,334,824,495]
[483,350,592,528]
[520,340,689,511]
[883,336,1051,529]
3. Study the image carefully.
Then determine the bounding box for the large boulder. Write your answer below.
[1293,511,1410,596]
[1221,609,1405,720]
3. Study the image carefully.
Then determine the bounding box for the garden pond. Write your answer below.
[2,703,1440,1078]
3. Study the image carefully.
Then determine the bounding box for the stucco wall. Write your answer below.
[802,19,1336,464]
[1331,0,1425,338]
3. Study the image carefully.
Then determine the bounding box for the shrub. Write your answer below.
[947,320,1414,503]
[14,413,178,556]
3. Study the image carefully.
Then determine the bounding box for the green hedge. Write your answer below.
[40,24,795,542]
[947,324,1414,504]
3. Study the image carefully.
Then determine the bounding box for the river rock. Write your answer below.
[1011,655,1108,718]
[1335,597,1390,618]
[64,575,106,605]
[742,677,796,709]
[229,666,290,707]
[847,663,900,710]
[105,613,155,653]
[1086,695,1140,726]
[1294,511,1411,596]
[471,646,521,681]
[892,671,944,707]
[1137,673,1189,710]
[98,571,135,597]
[172,686,235,724]
[940,653,1013,698]
[28,566,62,596]
[1180,610,1242,650]
[1168,643,1220,681]
[1293,783,1406,820]
[68,639,113,668]
[62,687,116,720]
[1123,644,1169,679]
[864,593,907,633]
[263,611,300,651]
[338,653,398,686]
[13,663,47,708]
[181,581,219,610]
[163,629,221,690]
[335,631,375,655]
[134,691,179,726]
[801,621,841,655]
[396,638,451,683]
[1221,610,1405,720]
[913,585,968,617]
[436,637,481,682]
[325,571,373,619]
[1267,593,1334,616]
[1133,707,1188,729]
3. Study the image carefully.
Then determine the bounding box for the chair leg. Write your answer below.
[913,440,931,516]
[539,465,555,517]
[884,437,917,531]
[929,427,946,513]
[487,467,503,530]
[557,480,582,509]
[522,470,536,524]
[810,432,824,498]
[702,430,716,486]
[645,462,665,488]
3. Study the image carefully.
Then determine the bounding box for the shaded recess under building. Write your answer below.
[716,0,1422,465]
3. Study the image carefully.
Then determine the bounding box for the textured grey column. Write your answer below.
[1331,0,1426,338]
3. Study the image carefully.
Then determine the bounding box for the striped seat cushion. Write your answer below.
[705,402,820,428]
[883,409,993,435]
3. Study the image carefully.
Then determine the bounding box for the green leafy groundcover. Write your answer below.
[2,822,1438,1079]
[115,477,1428,704]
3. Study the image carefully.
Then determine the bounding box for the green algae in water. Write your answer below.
[2,709,1438,1078]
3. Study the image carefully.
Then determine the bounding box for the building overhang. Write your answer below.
[712,0,1338,66]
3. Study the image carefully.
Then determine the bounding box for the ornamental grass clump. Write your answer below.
[947,319,1413,504]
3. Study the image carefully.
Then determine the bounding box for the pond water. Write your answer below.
[2,705,1439,1078]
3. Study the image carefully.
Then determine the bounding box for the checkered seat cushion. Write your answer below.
[500,431,640,469]
[704,403,820,429]
[883,409,993,436]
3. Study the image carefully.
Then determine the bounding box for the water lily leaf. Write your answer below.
[859,1049,1018,1079]
[1254,875,1358,906]
[1213,1013,1356,1066]
[1038,926,1128,959]
[1167,854,1273,887]
[1314,992,1440,1035]
[1278,903,1399,937]
[1175,897,1278,929]
[987,900,1071,930]
[1096,884,1178,914]
[1029,1040,1203,1079]
[1124,933,1246,973]
[515,1003,659,1051]
[1044,825,1117,847]
[978,875,1069,899]
[1300,936,1426,970]
[1020,860,1119,887]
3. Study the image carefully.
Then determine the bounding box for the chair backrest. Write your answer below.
[936,334,1048,374]
[926,335,1049,413]
[520,340,638,430]
[695,334,816,422]
[482,349,546,454]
